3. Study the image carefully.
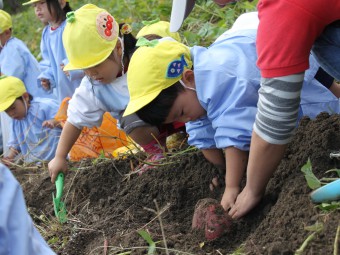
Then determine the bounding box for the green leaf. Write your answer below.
[301,158,321,190]
[138,230,156,255]
[316,201,340,212]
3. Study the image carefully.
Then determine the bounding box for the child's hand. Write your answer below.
[43,119,61,129]
[1,157,14,166]
[60,63,70,77]
[2,147,19,166]
[48,156,68,183]
[41,78,51,91]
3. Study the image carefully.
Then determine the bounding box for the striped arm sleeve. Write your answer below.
[254,73,304,144]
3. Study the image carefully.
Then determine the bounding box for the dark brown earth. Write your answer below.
[11,112,340,255]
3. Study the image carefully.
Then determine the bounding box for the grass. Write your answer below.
[10,0,258,58]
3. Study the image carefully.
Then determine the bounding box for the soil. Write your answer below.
[11,112,340,255]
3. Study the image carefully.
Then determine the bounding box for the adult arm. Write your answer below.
[229,74,304,219]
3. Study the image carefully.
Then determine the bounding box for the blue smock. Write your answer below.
[0,37,55,99]
[0,163,56,254]
[39,21,83,102]
[7,98,62,162]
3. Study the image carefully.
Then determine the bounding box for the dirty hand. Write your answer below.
[40,78,51,91]
[48,156,68,183]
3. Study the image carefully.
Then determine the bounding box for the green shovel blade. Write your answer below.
[52,172,67,223]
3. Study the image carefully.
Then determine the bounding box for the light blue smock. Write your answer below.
[67,74,129,129]
[39,21,83,103]
[0,163,56,255]
[0,37,55,99]
[186,28,339,151]
[7,98,62,162]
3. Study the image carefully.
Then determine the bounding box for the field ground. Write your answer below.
[12,112,340,254]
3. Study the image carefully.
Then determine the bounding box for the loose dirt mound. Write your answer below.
[13,113,340,255]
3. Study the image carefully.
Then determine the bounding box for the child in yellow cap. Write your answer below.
[124,13,340,221]
[48,4,185,183]
[0,76,61,164]
[0,9,56,156]
[22,0,83,103]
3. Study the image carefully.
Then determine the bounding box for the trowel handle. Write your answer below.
[55,172,65,199]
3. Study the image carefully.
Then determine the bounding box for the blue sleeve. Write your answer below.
[61,59,85,81]
[43,99,59,119]
[38,29,56,90]
[0,164,56,255]
[7,121,20,152]
[185,116,217,149]
[198,70,259,151]
[1,46,25,80]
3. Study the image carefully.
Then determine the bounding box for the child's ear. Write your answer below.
[22,92,30,102]
[182,69,195,89]
[116,39,123,58]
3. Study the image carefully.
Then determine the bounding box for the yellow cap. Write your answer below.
[23,0,69,6]
[136,19,181,42]
[0,10,12,33]
[124,39,192,116]
[0,76,26,112]
[63,4,119,71]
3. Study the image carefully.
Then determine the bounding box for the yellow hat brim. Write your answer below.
[0,97,15,112]
[123,90,162,117]
[63,48,113,71]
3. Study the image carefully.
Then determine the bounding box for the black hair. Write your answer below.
[118,23,137,63]
[136,81,184,126]
[46,0,72,24]
[16,94,33,102]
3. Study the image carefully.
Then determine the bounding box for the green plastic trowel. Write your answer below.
[52,172,67,223]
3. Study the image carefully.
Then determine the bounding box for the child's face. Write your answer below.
[33,0,54,24]
[5,98,27,120]
[164,84,206,124]
[84,52,121,84]
[0,31,8,48]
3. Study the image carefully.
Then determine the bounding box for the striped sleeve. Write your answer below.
[253,73,304,144]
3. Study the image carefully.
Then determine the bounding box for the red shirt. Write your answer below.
[256,0,340,78]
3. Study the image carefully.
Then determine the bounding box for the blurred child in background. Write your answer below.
[48,4,185,183]
[123,12,339,219]
[0,9,55,155]
[0,76,61,164]
[22,0,83,103]
[0,10,53,98]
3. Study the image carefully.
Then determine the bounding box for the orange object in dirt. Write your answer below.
[55,97,129,161]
